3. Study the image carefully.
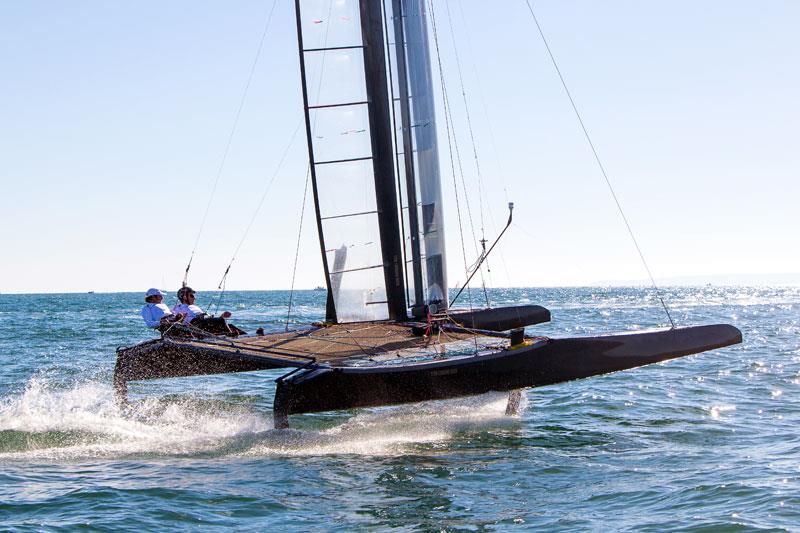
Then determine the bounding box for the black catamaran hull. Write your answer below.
[448,304,550,332]
[113,338,284,398]
[272,324,741,425]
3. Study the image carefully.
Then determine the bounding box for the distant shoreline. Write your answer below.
[3,276,799,296]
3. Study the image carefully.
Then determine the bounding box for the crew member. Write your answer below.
[173,286,244,336]
[141,288,183,328]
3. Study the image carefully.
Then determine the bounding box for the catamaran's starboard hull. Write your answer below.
[448,304,550,331]
[272,324,741,422]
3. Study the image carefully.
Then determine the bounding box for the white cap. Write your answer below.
[145,288,164,298]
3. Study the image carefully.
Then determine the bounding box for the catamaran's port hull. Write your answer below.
[273,324,741,422]
[113,338,284,398]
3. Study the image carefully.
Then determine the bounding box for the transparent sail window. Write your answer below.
[322,212,388,322]
[309,104,373,163]
[303,49,367,108]
[322,214,383,273]
[299,0,362,51]
[315,159,377,220]
[330,268,389,322]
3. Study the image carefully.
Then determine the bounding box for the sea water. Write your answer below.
[0,287,798,531]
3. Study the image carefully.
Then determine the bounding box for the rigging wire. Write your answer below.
[455,4,511,206]
[181,0,281,289]
[428,0,483,311]
[453,0,515,290]
[428,0,478,335]
[441,0,486,240]
[210,120,304,314]
[442,88,485,307]
[522,0,675,328]
[285,168,311,331]
[442,0,491,307]
[427,0,469,299]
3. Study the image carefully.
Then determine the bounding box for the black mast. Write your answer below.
[359,0,408,320]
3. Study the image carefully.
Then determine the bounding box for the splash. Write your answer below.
[243,391,524,457]
[0,377,269,460]
[0,377,524,461]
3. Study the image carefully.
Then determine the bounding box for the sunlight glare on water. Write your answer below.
[0,287,798,530]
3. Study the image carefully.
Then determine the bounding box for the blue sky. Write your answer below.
[1,1,797,294]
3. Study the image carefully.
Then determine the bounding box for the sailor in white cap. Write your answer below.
[141,288,184,328]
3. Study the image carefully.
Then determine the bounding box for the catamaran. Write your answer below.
[114,0,741,429]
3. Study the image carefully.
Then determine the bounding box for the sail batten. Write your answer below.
[320,210,379,221]
[331,264,385,275]
[308,100,370,110]
[303,45,365,53]
[315,155,373,166]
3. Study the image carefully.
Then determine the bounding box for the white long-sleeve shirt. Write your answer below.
[172,303,205,324]
[141,303,172,328]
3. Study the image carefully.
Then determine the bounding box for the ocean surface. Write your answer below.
[0,287,798,531]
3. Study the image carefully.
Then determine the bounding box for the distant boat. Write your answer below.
[87,291,95,294]
[114,0,741,429]
[313,286,325,291]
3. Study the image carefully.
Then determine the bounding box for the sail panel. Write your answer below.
[303,49,367,108]
[315,158,377,219]
[308,105,373,163]
[298,0,362,51]
[328,266,388,322]
[321,212,388,322]
[321,215,383,270]
[296,0,406,322]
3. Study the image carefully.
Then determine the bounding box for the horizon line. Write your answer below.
[3,280,799,296]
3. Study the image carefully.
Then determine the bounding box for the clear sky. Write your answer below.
[1,0,798,294]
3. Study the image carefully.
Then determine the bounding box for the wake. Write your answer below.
[0,376,525,461]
